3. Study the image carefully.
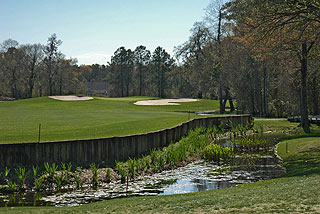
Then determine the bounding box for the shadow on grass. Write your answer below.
[283,147,320,177]
[279,129,320,141]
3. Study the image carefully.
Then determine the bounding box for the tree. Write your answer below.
[0,39,23,99]
[175,22,217,99]
[43,34,62,96]
[109,47,134,97]
[225,0,320,132]
[133,45,151,96]
[20,44,44,98]
[151,47,174,98]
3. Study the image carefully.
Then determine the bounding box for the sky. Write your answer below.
[0,0,211,65]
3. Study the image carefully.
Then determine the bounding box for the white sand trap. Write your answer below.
[134,98,198,106]
[49,96,94,101]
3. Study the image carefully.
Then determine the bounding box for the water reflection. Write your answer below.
[160,178,235,195]
[0,155,285,207]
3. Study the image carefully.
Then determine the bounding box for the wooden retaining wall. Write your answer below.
[0,115,252,168]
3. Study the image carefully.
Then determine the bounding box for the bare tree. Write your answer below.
[43,34,62,96]
[21,44,44,98]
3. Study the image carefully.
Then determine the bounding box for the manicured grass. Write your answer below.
[277,137,320,177]
[254,118,299,131]
[1,125,320,213]
[0,96,220,144]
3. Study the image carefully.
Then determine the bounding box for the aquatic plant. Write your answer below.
[34,177,44,192]
[16,167,26,188]
[32,165,38,179]
[90,163,99,187]
[203,144,234,163]
[4,167,10,178]
[7,180,16,192]
[44,162,58,178]
[54,176,63,190]
[106,168,111,183]
[74,174,82,190]
[127,158,137,179]
[232,136,269,151]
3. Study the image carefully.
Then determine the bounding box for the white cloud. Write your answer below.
[73,52,112,65]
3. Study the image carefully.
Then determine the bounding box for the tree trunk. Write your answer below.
[223,89,229,111]
[229,98,235,112]
[263,66,268,117]
[311,77,319,115]
[300,42,310,133]
[219,86,225,113]
[139,64,143,96]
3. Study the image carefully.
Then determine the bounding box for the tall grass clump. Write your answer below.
[90,163,99,188]
[115,161,127,183]
[106,168,111,183]
[231,136,270,151]
[202,144,234,164]
[16,167,26,190]
[114,127,216,181]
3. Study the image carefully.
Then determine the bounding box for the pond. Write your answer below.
[0,152,285,207]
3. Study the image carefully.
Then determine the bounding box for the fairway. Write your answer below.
[0,96,220,144]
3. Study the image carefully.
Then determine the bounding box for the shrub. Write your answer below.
[106,168,111,183]
[203,144,234,163]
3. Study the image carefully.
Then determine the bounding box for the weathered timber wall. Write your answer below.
[0,115,252,168]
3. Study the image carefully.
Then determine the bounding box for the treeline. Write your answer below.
[1,0,319,131]
[106,46,174,98]
[0,36,177,99]
[0,34,85,99]
[172,0,320,133]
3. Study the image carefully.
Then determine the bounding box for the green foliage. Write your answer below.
[44,162,58,178]
[231,136,269,151]
[74,174,83,190]
[127,158,138,179]
[115,127,220,180]
[202,144,234,163]
[32,165,38,179]
[54,176,63,190]
[4,167,10,177]
[33,177,44,192]
[116,161,127,184]
[7,180,16,192]
[106,168,111,183]
[16,167,26,187]
[90,163,99,187]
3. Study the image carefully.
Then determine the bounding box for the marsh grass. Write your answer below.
[90,163,99,188]
[114,127,220,181]
[16,167,26,189]
[202,144,234,163]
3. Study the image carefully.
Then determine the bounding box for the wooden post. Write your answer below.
[38,124,41,144]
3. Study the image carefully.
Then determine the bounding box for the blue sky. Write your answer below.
[0,0,211,65]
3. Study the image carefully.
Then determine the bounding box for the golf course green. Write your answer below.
[0,96,220,144]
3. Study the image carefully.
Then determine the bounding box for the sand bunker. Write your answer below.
[134,98,198,106]
[49,96,94,101]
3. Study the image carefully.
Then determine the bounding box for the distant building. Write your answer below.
[86,81,109,96]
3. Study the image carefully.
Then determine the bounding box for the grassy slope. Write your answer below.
[254,118,299,131]
[0,97,220,144]
[1,121,320,213]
